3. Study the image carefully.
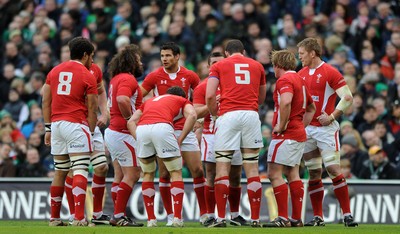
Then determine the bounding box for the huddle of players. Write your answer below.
[44,36,358,228]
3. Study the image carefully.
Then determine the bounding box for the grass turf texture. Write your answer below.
[0,221,399,234]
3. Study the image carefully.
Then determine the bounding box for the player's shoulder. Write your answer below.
[180,66,198,76]
[194,79,207,90]
[90,63,101,72]
[149,67,164,76]
[298,66,308,74]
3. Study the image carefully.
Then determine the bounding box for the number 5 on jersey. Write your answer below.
[235,64,250,84]
[57,72,73,95]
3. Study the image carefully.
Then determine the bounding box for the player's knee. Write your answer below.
[242,153,259,164]
[229,175,241,187]
[54,158,71,171]
[139,160,156,173]
[71,155,90,177]
[91,152,108,173]
[190,165,204,177]
[164,157,182,172]
[215,151,233,163]
[322,150,340,167]
[304,157,323,170]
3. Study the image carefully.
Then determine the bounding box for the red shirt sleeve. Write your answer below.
[209,63,220,79]
[141,72,156,93]
[192,82,206,105]
[328,66,346,90]
[117,76,135,97]
[85,72,98,95]
[277,77,293,95]
[190,71,200,89]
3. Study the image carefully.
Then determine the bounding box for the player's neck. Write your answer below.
[309,58,323,69]
[164,65,180,74]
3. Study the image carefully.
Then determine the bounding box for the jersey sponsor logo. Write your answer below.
[69,144,85,148]
[162,148,178,153]
[161,80,167,84]
[180,77,186,87]
[254,139,263,144]
[312,95,319,102]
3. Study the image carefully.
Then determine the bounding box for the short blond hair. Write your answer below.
[271,49,296,71]
[297,37,322,57]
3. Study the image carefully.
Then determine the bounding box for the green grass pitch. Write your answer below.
[0,221,399,234]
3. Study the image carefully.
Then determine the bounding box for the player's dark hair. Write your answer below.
[161,42,180,55]
[166,86,186,98]
[207,51,225,65]
[225,39,245,54]
[108,44,143,78]
[68,37,94,60]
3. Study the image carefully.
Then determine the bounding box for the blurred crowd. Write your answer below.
[0,0,400,179]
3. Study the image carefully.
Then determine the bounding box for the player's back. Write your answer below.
[209,54,265,115]
[46,61,97,123]
[109,73,142,133]
[138,94,190,126]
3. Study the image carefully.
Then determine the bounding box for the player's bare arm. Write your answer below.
[274,92,292,134]
[194,103,209,119]
[205,78,219,117]
[258,84,267,104]
[127,109,143,140]
[96,81,109,128]
[303,102,316,127]
[116,95,133,120]
[87,94,98,133]
[179,103,197,145]
[317,85,353,126]
[42,84,52,146]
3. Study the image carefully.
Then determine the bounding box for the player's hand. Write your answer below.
[317,111,333,126]
[273,125,284,135]
[97,114,108,128]
[177,136,184,146]
[193,121,203,132]
[45,132,51,146]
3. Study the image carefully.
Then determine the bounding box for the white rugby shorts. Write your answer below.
[51,121,92,155]
[104,128,139,167]
[214,110,263,151]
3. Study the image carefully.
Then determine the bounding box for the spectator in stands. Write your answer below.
[359,145,398,179]
[17,147,48,177]
[380,41,400,80]
[3,88,29,129]
[340,133,369,177]
[198,14,223,58]
[1,41,30,78]
[0,63,18,107]
[0,142,15,177]
[340,158,356,179]
[372,97,389,121]
[21,106,43,139]
[391,32,400,50]
[373,120,395,146]
[388,99,400,137]
[357,105,378,134]
[27,131,49,161]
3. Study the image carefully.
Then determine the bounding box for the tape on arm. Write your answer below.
[335,85,353,112]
